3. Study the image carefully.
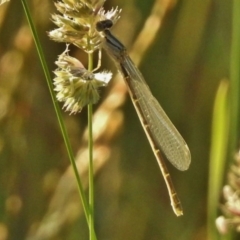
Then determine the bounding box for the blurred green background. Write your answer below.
[0,0,239,239]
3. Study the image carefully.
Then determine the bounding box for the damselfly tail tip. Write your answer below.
[175,209,184,217]
[172,203,183,216]
[171,193,184,216]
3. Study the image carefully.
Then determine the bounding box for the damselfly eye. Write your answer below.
[96,20,113,32]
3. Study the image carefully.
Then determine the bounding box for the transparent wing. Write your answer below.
[119,56,191,171]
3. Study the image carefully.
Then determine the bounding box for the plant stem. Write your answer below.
[87,51,95,240]
[88,103,94,240]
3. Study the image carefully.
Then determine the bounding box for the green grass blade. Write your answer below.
[229,0,240,156]
[208,80,229,240]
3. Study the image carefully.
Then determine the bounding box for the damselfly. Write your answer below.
[96,20,191,216]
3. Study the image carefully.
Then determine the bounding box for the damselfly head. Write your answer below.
[96,20,113,32]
